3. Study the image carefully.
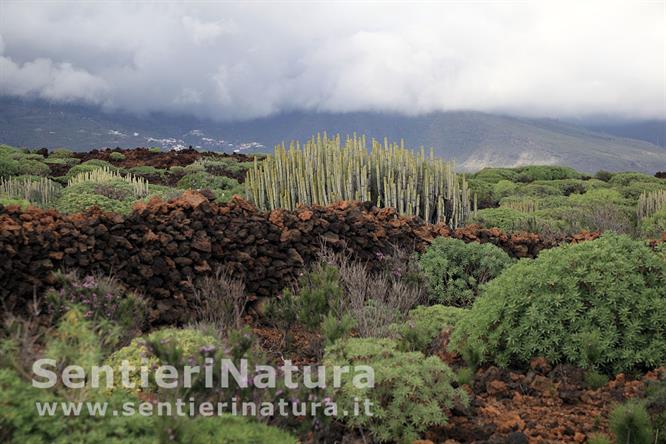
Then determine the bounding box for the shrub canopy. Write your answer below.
[451,233,666,373]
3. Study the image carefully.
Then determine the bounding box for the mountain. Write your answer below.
[1,97,666,174]
[577,120,666,148]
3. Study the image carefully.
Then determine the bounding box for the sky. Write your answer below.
[0,1,664,121]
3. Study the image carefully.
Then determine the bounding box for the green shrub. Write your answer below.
[105,328,219,393]
[595,170,614,182]
[644,376,666,443]
[493,180,521,200]
[609,401,654,444]
[17,159,50,176]
[1,175,62,207]
[472,167,520,183]
[321,312,356,346]
[0,368,156,444]
[587,433,613,444]
[609,172,662,187]
[584,370,609,390]
[456,367,475,386]
[451,234,666,373]
[641,208,666,238]
[392,305,467,352]
[185,415,297,444]
[55,181,137,214]
[0,197,30,208]
[65,160,117,180]
[323,338,467,443]
[50,148,74,158]
[129,166,166,177]
[169,165,186,175]
[109,151,126,161]
[467,178,497,208]
[177,172,240,190]
[44,157,81,166]
[470,207,531,231]
[514,165,582,182]
[0,157,20,178]
[419,237,513,306]
[148,146,161,153]
[44,307,103,373]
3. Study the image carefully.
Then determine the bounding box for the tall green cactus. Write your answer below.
[637,189,666,220]
[246,133,473,228]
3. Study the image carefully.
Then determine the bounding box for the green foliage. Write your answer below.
[0,368,157,444]
[419,237,513,306]
[321,312,356,346]
[148,147,161,153]
[450,234,666,373]
[587,433,613,444]
[641,207,666,238]
[44,307,103,373]
[247,133,472,228]
[473,167,521,183]
[185,415,297,444]
[584,370,609,390]
[47,270,146,339]
[0,175,62,207]
[177,171,240,190]
[323,338,467,443]
[595,170,614,182]
[109,152,126,161]
[644,376,666,443]
[514,165,582,182]
[0,156,19,178]
[65,160,117,180]
[456,367,475,386]
[0,197,30,208]
[105,328,219,393]
[609,401,654,444]
[50,148,74,158]
[493,180,521,200]
[609,172,662,187]
[392,305,467,352]
[55,180,136,214]
[44,157,81,166]
[0,146,50,177]
[128,166,166,177]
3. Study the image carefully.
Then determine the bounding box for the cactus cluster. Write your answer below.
[0,176,62,207]
[500,196,539,213]
[246,133,472,227]
[68,167,150,198]
[637,189,666,220]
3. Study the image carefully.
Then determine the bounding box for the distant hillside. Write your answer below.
[1,97,666,173]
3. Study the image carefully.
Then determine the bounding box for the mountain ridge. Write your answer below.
[1,97,665,173]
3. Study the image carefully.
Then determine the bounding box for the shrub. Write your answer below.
[47,270,146,337]
[0,197,29,208]
[185,415,296,444]
[321,312,356,346]
[473,167,520,183]
[0,368,156,444]
[323,338,467,443]
[0,157,20,178]
[585,370,609,390]
[609,401,654,444]
[65,160,117,180]
[189,267,248,332]
[17,159,50,176]
[109,151,126,161]
[514,165,582,182]
[44,307,103,374]
[169,165,186,175]
[177,172,240,190]
[450,234,666,373]
[128,166,167,177]
[595,170,614,182]
[470,207,531,231]
[149,146,161,153]
[55,181,137,214]
[50,148,74,158]
[609,172,662,187]
[644,376,666,443]
[392,305,467,352]
[105,328,219,393]
[419,237,513,306]
[587,433,613,444]
[467,178,497,208]
[44,157,81,166]
[0,176,62,207]
[493,180,521,200]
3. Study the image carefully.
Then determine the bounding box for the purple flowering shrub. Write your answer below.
[46,270,146,335]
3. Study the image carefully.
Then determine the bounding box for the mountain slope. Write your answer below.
[1,97,665,173]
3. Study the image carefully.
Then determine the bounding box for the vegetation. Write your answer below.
[609,401,654,444]
[391,304,467,352]
[419,237,513,306]
[246,133,473,227]
[323,337,467,443]
[451,234,666,373]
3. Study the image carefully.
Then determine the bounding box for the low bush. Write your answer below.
[0,197,30,208]
[472,167,520,183]
[177,171,240,190]
[419,237,513,306]
[609,401,654,444]
[391,305,467,353]
[109,151,126,161]
[49,148,74,158]
[323,338,467,443]
[451,234,666,374]
[608,172,662,187]
[514,165,582,182]
[65,160,117,180]
[105,328,219,393]
[55,181,137,214]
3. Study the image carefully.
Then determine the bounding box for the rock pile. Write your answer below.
[0,192,600,323]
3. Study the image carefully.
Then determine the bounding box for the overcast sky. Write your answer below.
[0,1,664,121]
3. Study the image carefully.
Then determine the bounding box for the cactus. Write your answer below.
[637,189,666,220]
[246,133,473,227]
[0,176,62,207]
[68,167,149,198]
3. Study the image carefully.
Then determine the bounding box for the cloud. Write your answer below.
[0,1,663,120]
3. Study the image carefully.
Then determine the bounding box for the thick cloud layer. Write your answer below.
[0,1,664,120]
